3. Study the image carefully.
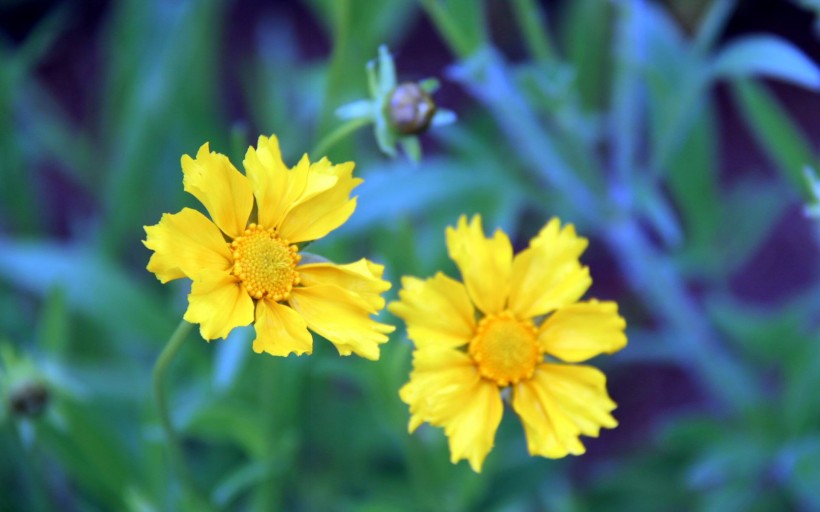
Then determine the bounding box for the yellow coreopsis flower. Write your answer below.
[144,135,394,360]
[389,215,627,471]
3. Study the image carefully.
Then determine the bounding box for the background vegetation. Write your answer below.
[1,0,819,510]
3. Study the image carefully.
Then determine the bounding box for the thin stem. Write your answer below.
[311,117,371,160]
[694,0,739,54]
[512,0,555,62]
[153,320,211,509]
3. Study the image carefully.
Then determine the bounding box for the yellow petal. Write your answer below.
[512,363,617,459]
[539,300,627,362]
[252,299,313,356]
[297,259,391,311]
[278,160,360,243]
[445,215,512,315]
[388,272,475,349]
[400,348,476,432]
[399,348,502,472]
[243,135,294,228]
[181,143,253,239]
[243,136,338,230]
[143,207,232,283]
[508,218,591,319]
[183,272,254,340]
[288,284,393,360]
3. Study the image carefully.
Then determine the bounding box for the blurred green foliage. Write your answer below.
[1,0,819,510]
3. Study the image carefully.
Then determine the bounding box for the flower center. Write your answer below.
[231,224,300,301]
[468,312,540,386]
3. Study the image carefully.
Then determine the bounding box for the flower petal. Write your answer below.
[252,299,313,357]
[297,259,391,311]
[539,300,627,362]
[183,272,254,340]
[512,363,617,459]
[143,207,232,283]
[508,218,591,319]
[278,160,360,243]
[181,143,254,239]
[445,215,512,315]
[288,284,393,360]
[399,348,502,472]
[243,136,338,230]
[388,272,476,349]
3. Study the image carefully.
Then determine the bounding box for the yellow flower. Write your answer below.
[143,135,394,360]
[389,215,627,471]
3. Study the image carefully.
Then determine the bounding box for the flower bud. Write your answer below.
[388,82,437,135]
[8,381,49,417]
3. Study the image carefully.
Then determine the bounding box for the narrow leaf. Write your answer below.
[713,35,820,89]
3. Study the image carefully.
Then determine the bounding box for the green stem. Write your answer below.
[694,0,739,54]
[13,424,49,512]
[317,0,352,138]
[153,319,211,508]
[311,117,371,160]
[419,0,475,59]
[512,0,555,62]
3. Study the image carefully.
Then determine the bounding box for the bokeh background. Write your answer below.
[2,0,820,510]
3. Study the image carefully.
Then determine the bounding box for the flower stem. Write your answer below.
[512,0,555,62]
[153,319,211,508]
[311,117,371,160]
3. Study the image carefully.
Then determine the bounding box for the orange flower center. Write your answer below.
[231,224,300,301]
[469,312,540,386]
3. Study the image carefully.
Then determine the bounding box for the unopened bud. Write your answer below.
[9,382,49,417]
[388,82,437,135]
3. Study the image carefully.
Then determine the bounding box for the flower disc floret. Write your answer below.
[231,223,300,301]
[469,312,539,386]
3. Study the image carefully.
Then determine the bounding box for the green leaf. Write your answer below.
[714,178,790,274]
[418,78,440,93]
[634,176,684,247]
[34,287,69,356]
[705,292,813,367]
[664,100,720,260]
[399,136,421,163]
[431,109,457,126]
[0,241,176,342]
[784,436,820,509]
[335,99,374,120]
[343,160,510,235]
[377,45,397,95]
[712,35,820,89]
[100,0,225,257]
[212,453,294,508]
[37,399,134,510]
[559,0,614,109]
[731,80,815,198]
[806,167,820,218]
[184,401,267,457]
[419,0,487,58]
